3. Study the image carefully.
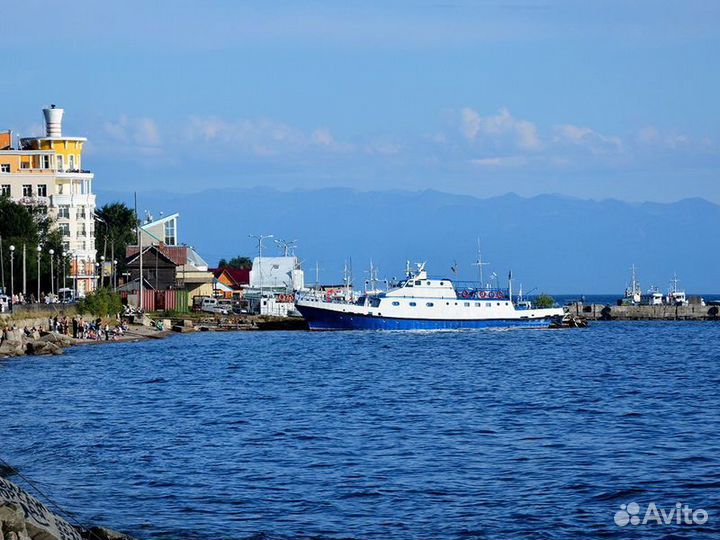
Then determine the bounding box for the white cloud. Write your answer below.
[461,107,541,150]
[103,115,162,148]
[186,116,348,156]
[553,124,622,153]
[469,156,528,167]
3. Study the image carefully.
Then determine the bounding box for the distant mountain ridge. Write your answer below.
[97,187,720,294]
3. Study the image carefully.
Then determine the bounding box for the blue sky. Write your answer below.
[1,0,719,202]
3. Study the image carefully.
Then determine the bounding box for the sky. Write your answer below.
[1,0,719,203]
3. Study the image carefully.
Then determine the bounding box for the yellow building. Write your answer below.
[0,106,97,295]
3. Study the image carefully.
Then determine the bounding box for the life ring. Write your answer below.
[479,291,487,299]
[461,290,471,299]
[488,291,496,299]
[496,291,505,299]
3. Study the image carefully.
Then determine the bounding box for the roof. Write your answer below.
[211,267,250,287]
[141,212,179,231]
[125,244,186,266]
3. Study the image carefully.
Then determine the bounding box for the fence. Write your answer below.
[121,290,189,313]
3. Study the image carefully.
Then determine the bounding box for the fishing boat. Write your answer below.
[295,263,564,330]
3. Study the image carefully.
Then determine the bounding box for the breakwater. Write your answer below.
[0,475,134,540]
[567,302,719,321]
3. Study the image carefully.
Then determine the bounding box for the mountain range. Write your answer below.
[96,187,720,294]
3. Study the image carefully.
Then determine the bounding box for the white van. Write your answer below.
[201,298,229,315]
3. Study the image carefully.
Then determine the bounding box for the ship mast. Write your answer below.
[473,237,489,287]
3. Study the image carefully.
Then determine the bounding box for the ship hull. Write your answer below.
[296,304,558,331]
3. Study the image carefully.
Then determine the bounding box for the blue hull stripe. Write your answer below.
[297,305,555,331]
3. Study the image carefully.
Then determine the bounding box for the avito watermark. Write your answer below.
[614,502,708,527]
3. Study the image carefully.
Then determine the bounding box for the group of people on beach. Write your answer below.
[46,315,129,341]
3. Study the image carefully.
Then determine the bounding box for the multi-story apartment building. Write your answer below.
[0,106,97,295]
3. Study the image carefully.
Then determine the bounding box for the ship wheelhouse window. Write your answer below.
[409,302,417,306]
[415,280,421,286]
[426,302,434,307]
[405,281,413,287]
[392,301,400,306]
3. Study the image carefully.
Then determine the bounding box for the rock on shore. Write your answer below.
[0,331,72,358]
[0,477,136,540]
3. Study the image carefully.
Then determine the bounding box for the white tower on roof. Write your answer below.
[43,105,64,137]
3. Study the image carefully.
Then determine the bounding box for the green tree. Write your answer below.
[95,202,137,273]
[0,198,62,296]
[76,287,123,316]
[218,256,252,269]
[535,293,556,309]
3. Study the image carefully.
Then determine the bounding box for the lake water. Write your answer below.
[1,323,720,539]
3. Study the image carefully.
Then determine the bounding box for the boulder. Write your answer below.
[0,340,25,358]
[82,527,135,540]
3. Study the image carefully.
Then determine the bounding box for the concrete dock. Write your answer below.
[567,302,720,321]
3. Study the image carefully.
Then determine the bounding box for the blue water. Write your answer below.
[1,324,720,539]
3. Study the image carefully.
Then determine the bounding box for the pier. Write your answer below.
[567,302,720,321]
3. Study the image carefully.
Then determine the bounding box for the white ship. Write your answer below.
[295,264,564,331]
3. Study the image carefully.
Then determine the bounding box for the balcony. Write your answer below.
[17,195,50,206]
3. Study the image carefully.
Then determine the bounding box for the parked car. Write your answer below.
[200,297,229,315]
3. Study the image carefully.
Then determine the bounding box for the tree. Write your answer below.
[535,293,556,309]
[76,287,123,316]
[95,202,137,273]
[0,197,62,295]
[218,256,252,269]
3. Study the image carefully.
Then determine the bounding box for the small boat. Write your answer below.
[295,263,564,331]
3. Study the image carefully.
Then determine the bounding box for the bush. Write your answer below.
[76,288,123,316]
[535,293,555,309]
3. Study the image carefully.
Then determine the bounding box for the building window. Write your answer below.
[0,164,9,173]
[42,155,51,169]
[78,223,87,237]
[58,223,70,237]
[22,185,32,197]
[20,162,29,169]
[37,184,47,197]
[1,185,9,197]
[58,205,70,219]
[68,155,75,170]
[164,219,176,245]
[77,206,86,219]
[57,155,64,171]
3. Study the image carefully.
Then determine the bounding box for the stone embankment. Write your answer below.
[0,476,135,540]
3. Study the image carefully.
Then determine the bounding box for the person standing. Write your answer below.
[72,317,78,339]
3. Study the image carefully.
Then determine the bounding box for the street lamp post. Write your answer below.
[74,253,79,300]
[113,259,118,291]
[62,251,67,292]
[49,249,55,296]
[9,245,15,300]
[249,233,274,313]
[36,245,42,302]
[100,255,106,289]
